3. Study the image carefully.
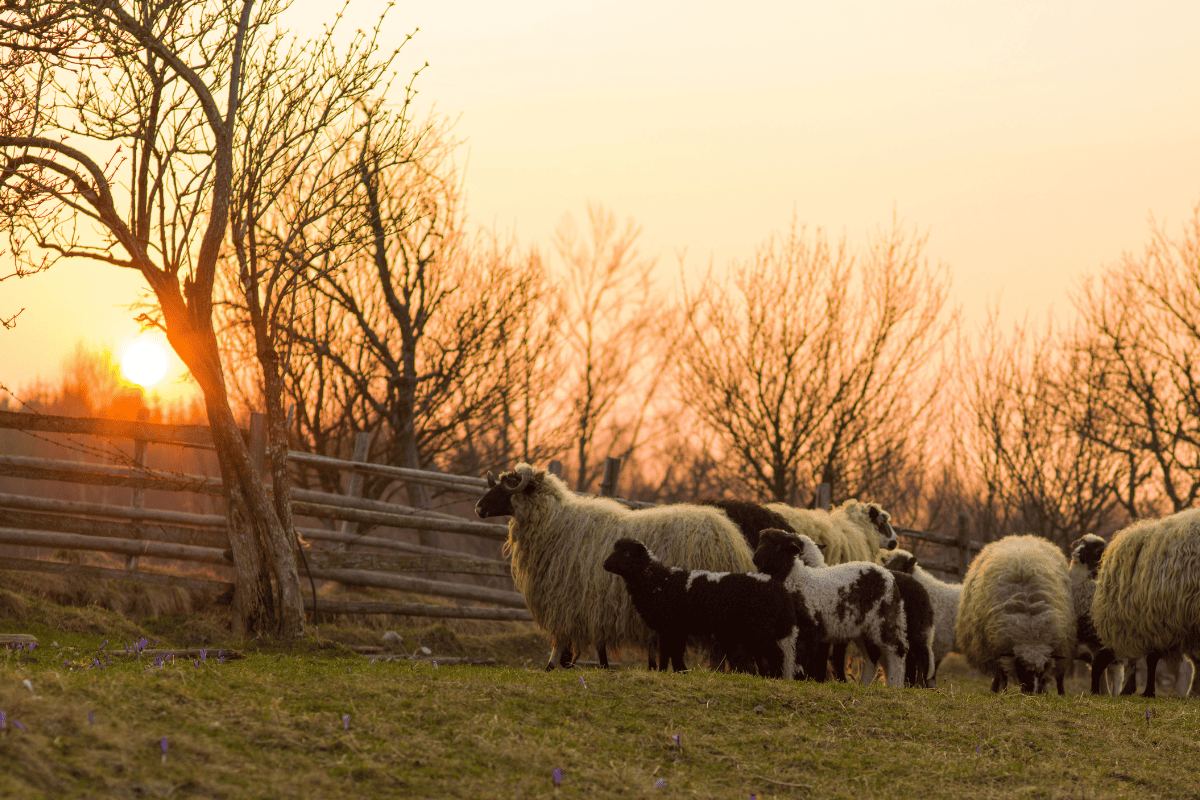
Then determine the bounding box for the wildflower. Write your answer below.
[160,737,168,762]
[12,720,24,733]
[200,649,207,664]
[342,714,351,731]
[553,768,563,786]
[1,711,6,730]
[100,640,108,650]
[193,660,199,669]
[672,734,681,749]
[654,779,667,789]
[88,710,94,725]
[578,675,586,689]
[432,661,438,669]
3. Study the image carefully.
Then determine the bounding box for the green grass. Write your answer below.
[2,591,1199,799]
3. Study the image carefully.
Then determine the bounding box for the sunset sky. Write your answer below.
[3,1,1200,400]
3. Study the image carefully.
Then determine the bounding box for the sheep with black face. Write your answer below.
[475,464,755,671]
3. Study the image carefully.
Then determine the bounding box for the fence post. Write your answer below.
[816,482,831,511]
[125,407,150,571]
[547,460,563,479]
[957,512,971,577]
[335,431,374,552]
[599,457,622,498]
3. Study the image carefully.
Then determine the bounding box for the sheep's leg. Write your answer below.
[1184,653,1199,698]
[1119,658,1139,695]
[990,671,1006,693]
[596,643,609,670]
[663,633,687,672]
[806,641,831,681]
[1090,648,1117,695]
[829,642,849,682]
[881,648,906,688]
[1142,651,1162,699]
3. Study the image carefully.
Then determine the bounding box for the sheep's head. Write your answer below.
[867,504,899,551]
[1069,534,1107,578]
[602,538,653,578]
[1003,643,1060,694]
[753,528,811,578]
[883,548,918,574]
[475,464,538,518]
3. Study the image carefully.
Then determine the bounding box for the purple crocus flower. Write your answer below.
[342,714,351,731]
[553,768,563,786]
[578,675,586,689]
[672,734,681,749]
[193,660,199,669]
[160,737,168,760]
[100,639,108,650]
[654,779,667,789]
[92,657,102,669]
[432,661,438,669]
[88,710,94,725]
[0,711,6,730]
[12,720,25,732]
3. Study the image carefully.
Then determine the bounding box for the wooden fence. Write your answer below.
[0,408,981,625]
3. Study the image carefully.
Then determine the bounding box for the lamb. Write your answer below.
[475,464,756,671]
[752,528,916,688]
[955,535,1076,694]
[697,498,796,550]
[883,548,962,686]
[602,537,800,677]
[765,499,900,681]
[1092,508,1200,698]
[1067,534,1118,695]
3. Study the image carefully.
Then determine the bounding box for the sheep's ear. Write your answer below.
[486,471,498,489]
[817,542,827,550]
[868,505,880,521]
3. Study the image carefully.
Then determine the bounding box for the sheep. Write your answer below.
[696,498,796,550]
[765,499,899,565]
[765,499,900,681]
[955,535,1076,695]
[475,463,756,671]
[883,548,962,686]
[601,537,800,677]
[1092,508,1200,698]
[1067,534,1118,695]
[752,528,914,688]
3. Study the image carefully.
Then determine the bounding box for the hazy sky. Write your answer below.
[3,1,1200,399]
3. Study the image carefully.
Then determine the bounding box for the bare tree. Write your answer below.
[280,125,557,545]
[0,0,388,636]
[1068,204,1200,515]
[676,216,953,510]
[962,313,1123,550]
[552,203,669,493]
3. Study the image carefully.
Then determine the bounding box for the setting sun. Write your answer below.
[120,337,170,388]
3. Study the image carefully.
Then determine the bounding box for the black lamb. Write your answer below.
[602,537,799,677]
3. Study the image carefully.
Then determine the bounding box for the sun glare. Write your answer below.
[121,337,170,388]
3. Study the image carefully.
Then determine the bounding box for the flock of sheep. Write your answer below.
[475,464,1200,697]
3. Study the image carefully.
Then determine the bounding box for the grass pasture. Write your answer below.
[1,590,1198,799]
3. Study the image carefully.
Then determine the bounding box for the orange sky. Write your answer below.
[3,1,1200,399]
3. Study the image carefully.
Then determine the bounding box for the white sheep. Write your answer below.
[475,464,755,670]
[1092,508,1200,698]
[883,548,962,687]
[753,529,914,688]
[956,535,1076,694]
[766,499,900,564]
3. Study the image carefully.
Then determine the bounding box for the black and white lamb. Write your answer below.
[752,528,917,687]
[602,537,800,677]
[1067,534,1118,695]
[884,548,962,686]
[1092,508,1200,698]
[475,464,756,670]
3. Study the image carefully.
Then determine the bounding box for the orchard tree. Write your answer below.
[0,0,407,635]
